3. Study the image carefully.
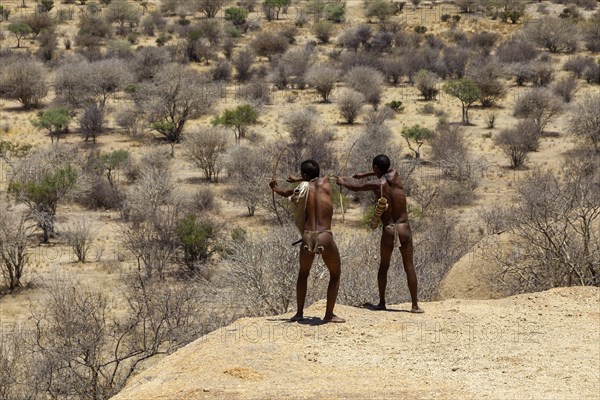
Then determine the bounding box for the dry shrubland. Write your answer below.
[1,0,599,398]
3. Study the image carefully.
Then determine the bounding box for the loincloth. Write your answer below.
[302,230,332,254]
[384,221,409,248]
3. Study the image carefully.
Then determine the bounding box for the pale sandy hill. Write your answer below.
[111,287,600,400]
[437,233,515,301]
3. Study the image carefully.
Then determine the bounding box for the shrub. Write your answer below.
[366,0,395,23]
[80,103,104,143]
[531,61,555,86]
[336,89,365,124]
[370,31,394,53]
[0,57,48,109]
[62,217,97,263]
[237,81,272,106]
[132,46,172,81]
[563,55,596,79]
[325,2,346,23]
[305,64,339,102]
[233,49,255,82]
[582,11,600,52]
[386,100,404,112]
[495,121,538,168]
[524,16,579,53]
[211,61,232,81]
[344,66,384,110]
[439,181,476,207]
[513,88,563,135]
[496,35,538,63]
[337,24,372,51]
[251,32,289,60]
[382,55,404,85]
[511,62,534,86]
[430,123,473,181]
[414,69,440,101]
[569,93,600,152]
[471,63,507,107]
[583,63,600,84]
[470,31,499,56]
[312,20,335,44]
[552,75,578,103]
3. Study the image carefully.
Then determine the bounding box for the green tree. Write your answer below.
[401,124,434,159]
[443,78,481,125]
[325,1,346,23]
[198,0,226,18]
[9,165,77,243]
[8,22,32,48]
[31,107,71,143]
[212,104,258,145]
[100,149,130,187]
[306,0,326,21]
[263,0,291,20]
[224,7,248,26]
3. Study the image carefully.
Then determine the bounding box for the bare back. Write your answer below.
[370,170,408,226]
[304,176,334,232]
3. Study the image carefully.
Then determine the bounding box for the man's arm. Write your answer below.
[286,175,303,183]
[336,176,381,192]
[270,179,295,197]
[352,171,376,179]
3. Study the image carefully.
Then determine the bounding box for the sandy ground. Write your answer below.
[111,286,600,400]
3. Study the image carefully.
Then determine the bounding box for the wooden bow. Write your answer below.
[339,138,359,222]
[271,145,288,226]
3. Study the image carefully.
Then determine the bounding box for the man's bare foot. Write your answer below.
[410,306,424,313]
[323,314,346,323]
[290,314,305,322]
[363,302,387,310]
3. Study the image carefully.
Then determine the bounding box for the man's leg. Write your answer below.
[320,234,344,323]
[398,224,423,313]
[291,248,314,321]
[375,226,395,310]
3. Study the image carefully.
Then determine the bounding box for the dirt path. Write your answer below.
[112,287,600,400]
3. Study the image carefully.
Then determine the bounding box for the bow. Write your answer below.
[338,138,359,222]
[271,145,288,226]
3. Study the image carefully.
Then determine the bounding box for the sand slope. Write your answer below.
[112,287,600,400]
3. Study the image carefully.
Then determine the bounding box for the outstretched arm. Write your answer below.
[270,179,294,197]
[286,175,303,183]
[336,176,381,192]
[352,171,376,179]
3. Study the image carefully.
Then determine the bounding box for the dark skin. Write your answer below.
[337,166,423,313]
[270,173,345,323]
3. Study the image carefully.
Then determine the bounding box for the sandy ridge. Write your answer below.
[112,287,600,400]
